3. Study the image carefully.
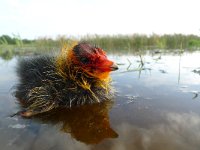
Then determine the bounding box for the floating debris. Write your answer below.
[153,55,162,61]
[191,91,200,99]
[125,95,140,104]
[179,87,200,99]
[9,124,26,129]
[125,95,140,100]
[153,50,162,54]
[126,99,135,104]
[192,68,200,75]
[159,69,167,74]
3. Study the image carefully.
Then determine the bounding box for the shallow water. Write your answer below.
[1,51,200,150]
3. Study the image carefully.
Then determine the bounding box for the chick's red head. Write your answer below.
[71,42,118,79]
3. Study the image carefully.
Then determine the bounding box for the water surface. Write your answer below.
[1,51,200,150]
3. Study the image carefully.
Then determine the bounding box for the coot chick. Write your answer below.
[15,42,118,117]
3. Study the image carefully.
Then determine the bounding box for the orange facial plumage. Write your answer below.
[68,43,118,80]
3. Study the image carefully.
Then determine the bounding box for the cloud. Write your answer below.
[95,112,200,150]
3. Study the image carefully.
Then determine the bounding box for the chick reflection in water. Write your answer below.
[33,101,118,144]
[13,42,118,144]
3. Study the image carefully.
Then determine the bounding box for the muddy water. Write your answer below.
[0,51,200,150]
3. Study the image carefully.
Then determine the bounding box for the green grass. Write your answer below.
[82,34,200,51]
[1,34,200,60]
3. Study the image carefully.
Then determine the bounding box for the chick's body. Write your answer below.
[15,43,118,117]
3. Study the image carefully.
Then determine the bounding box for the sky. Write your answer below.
[0,0,200,39]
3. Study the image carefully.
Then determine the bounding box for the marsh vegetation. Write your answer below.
[1,34,200,60]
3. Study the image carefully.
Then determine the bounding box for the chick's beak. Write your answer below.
[110,62,118,71]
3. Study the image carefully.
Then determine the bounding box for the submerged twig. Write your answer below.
[127,58,132,70]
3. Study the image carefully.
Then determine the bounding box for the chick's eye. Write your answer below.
[80,57,90,64]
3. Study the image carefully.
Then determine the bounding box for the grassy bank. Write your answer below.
[82,34,200,51]
[1,34,200,60]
